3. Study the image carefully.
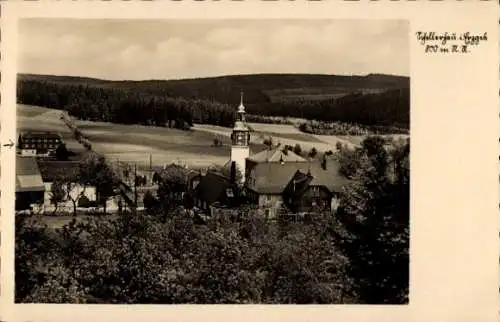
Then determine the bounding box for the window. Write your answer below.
[266,195,272,202]
[226,188,234,197]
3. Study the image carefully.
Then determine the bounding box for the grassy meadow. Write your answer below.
[18,104,371,169]
[18,104,407,170]
[18,104,234,168]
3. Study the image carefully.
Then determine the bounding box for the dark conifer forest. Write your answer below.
[17,73,409,131]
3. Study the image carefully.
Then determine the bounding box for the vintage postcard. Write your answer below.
[0,1,498,322]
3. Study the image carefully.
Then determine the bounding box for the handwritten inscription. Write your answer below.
[416,32,487,54]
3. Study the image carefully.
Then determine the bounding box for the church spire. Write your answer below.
[238,91,245,114]
[231,91,250,184]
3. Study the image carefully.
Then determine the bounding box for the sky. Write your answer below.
[18,19,409,81]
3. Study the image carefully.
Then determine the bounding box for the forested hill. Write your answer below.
[19,73,409,105]
[17,73,410,130]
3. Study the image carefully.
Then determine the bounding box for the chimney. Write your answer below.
[230,161,236,183]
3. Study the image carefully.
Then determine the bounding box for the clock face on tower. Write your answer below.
[232,130,249,146]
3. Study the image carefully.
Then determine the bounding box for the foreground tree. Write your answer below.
[334,136,409,304]
[55,143,70,161]
[49,179,66,214]
[16,206,356,304]
[51,175,84,216]
[79,153,120,214]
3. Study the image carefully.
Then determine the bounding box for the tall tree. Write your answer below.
[334,136,409,304]
[79,153,119,214]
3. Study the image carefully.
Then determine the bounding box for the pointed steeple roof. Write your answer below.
[238,91,246,114]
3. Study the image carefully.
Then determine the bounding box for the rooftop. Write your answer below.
[16,157,45,192]
[195,171,237,203]
[247,146,306,163]
[245,157,348,195]
[21,131,62,140]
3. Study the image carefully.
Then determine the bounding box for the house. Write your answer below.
[191,171,241,215]
[18,131,63,157]
[15,157,46,211]
[282,162,348,213]
[37,160,97,212]
[245,158,348,217]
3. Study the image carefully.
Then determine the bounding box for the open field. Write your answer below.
[79,122,232,168]
[312,135,361,149]
[263,87,386,103]
[18,105,254,168]
[18,105,406,169]
[194,123,339,152]
[246,122,302,134]
[246,122,324,143]
[194,123,324,145]
[17,104,86,155]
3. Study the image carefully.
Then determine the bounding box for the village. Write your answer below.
[13,18,411,305]
[15,94,351,222]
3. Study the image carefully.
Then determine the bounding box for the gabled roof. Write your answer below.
[158,163,199,182]
[16,157,45,192]
[21,131,62,140]
[283,170,314,198]
[245,158,348,195]
[247,146,306,163]
[195,171,237,203]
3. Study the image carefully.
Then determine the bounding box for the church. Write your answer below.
[191,93,349,218]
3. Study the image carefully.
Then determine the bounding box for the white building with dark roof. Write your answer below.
[18,131,63,157]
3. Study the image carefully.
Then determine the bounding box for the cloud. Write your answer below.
[19,19,409,80]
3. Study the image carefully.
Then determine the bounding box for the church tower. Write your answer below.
[230,92,250,183]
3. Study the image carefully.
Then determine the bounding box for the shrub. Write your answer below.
[293,144,302,156]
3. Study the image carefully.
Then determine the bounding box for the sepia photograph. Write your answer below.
[13,18,411,304]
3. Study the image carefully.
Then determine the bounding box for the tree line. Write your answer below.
[17,80,235,129]
[16,136,409,304]
[266,89,410,131]
[18,78,409,133]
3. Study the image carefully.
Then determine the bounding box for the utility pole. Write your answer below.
[149,153,153,185]
[134,163,138,208]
